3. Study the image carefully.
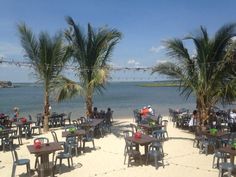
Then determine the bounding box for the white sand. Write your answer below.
[0,116,218,177]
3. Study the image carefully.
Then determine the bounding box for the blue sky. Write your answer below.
[0,0,236,82]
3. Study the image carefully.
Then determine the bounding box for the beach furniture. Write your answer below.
[200,131,229,155]
[152,130,165,142]
[212,150,227,168]
[123,130,134,158]
[77,116,87,124]
[125,134,156,156]
[133,109,142,123]
[124,136,142,167]
[33,137,49,169]
[130,123,138,133]
[51,130,65,148]
[0,128,14,152]
[11,147,30,177]
[66,134,79,156]
[30,114,42,135]
[62,129,85,151]
[218,146,236,176]
[63,112,72,125]
[27,141,63,177]
[55,141,73,174]
[82,127,95,152]
[218,162,236,177]
[29,115,42,135]
[72,120,81,129]
[9,129,22,146]
[146,142,164,169]
[160,120,169,139]
[13,120,33,138]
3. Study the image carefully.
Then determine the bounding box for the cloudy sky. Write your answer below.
[0,0,236,82]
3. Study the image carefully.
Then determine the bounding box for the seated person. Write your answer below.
[92,107,100,119]
[140,106,150,119]
[105,108,113,124]
[147,105,154,115]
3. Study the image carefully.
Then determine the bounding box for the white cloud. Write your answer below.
[0,42,23,58]
[149,45,165,53]
[155,58,172,64]
[127,59,140,66]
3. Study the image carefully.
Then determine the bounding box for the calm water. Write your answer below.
[0,82,227,119]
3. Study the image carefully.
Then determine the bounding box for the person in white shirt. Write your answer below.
[229,109,236,123]
[148,105,154,115]
[189,110,198,131]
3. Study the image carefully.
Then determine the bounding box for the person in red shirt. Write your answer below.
[140,106,149,119]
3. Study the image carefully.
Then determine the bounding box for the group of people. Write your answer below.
[140,105,154,119]
[92,107,113,124]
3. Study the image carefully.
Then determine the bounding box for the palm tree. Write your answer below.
[55,16,122,117]
[18,23,70,132]
[152,23,236,122]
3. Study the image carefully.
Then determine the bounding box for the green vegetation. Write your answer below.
[137,81,180,87]
[18,23,70,132]
[54,17,122,118]
[152,23,236,121]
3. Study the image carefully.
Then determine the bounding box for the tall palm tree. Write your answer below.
[152,23,236,121]
[18,23,70,132]
[55,17,122,117]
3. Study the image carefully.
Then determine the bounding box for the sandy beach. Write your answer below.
[0,116,218,177]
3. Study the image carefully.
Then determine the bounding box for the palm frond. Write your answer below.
[52,76,83,102]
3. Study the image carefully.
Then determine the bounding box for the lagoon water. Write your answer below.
[0,82,198,119]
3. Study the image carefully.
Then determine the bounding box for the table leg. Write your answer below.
[230,155,235,164]
[144,145,149,156]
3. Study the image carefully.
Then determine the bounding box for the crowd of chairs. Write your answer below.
[0,108,114,176]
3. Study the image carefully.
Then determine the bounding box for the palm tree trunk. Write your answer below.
[43,88,50,132]
[86,93,93,118]
[197,96,211,125]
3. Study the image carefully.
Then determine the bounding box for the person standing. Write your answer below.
[189,110,198,131]
[12,107,19,122]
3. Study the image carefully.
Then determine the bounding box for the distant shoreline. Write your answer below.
[136,83,180,87]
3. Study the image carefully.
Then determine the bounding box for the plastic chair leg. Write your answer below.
[11,164,16,177]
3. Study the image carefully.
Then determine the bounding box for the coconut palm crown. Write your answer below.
[152,23,236,121]
[18,23,70,132]
[55,17,122,117]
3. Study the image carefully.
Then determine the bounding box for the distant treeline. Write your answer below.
[137,80,180,87]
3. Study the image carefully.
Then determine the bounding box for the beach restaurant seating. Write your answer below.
[146,142,164,169]
[63,112,72,125]
[133,109,142,123]
[82,128,95,152]
[218,162,236,177]
[51,131,65,148]
[55,139,74,174]
[123,130,135,158]
[66,134,79,156]
[0,128,14,152]
[30,114,42,135]
[160,120,169,139]
[130,123,138,134]
[123,136,142,167]
[34,137,49,169]
[11,147,31,177]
